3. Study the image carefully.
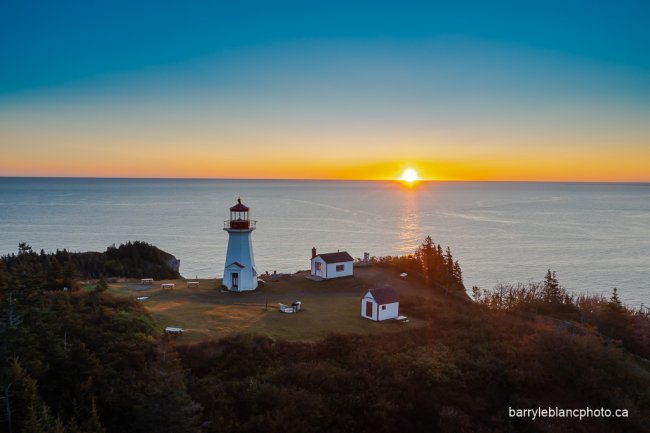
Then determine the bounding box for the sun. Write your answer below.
[400,168,420,183]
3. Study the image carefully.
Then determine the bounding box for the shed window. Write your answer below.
[336,264,344,272]
[316,262,322,272]
[381,305,386,310]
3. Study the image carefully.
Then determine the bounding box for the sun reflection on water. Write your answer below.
[398,189,420,253]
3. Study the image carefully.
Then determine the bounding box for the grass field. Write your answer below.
[107,267,430,341]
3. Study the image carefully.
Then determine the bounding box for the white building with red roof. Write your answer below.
[310,248,354,280]
[361,287,399,321]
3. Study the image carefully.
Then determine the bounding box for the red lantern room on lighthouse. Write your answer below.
[227,198,253,230]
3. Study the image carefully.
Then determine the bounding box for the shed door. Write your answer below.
[232,273,239,289]
[365,301,373,317]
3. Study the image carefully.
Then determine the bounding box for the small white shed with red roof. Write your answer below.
[310,248,354,279]
[361,287,399,321]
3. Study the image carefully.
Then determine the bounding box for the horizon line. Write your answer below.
[1,175,650,184]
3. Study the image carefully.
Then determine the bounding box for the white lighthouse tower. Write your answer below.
[222,198,258,291]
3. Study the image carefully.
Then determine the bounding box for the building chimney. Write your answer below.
[311,247,317,259]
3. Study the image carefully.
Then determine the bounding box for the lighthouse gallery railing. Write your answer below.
[224,220,257,229]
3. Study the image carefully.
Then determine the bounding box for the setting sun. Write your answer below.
[400,168,420,183]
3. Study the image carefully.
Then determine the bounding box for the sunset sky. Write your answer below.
[1,1,649,181]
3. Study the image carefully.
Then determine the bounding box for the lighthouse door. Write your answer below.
[231,273,239,289]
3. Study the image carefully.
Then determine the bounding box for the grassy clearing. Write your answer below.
[107,268,429,341]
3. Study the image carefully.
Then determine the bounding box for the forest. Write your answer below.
[1,241,181,283]
[1,240,649,433]
[374,236,465,294]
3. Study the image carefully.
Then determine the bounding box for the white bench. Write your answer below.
[187,281,199,289]
[161,283,175,289]
[141,278,154,284]
[165,327,183,335]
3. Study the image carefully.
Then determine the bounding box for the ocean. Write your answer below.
[1,178,648,306]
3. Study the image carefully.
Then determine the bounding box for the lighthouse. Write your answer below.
[222,198,258,291]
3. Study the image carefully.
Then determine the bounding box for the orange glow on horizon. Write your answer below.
[1,130,650,182]
[2,154,650,182]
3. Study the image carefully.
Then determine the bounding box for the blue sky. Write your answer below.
[2,0,648,93]
[1,0,649,180]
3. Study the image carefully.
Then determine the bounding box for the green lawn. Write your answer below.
[107,268,427,341]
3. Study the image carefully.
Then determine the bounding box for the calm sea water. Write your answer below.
[1,178,649,306]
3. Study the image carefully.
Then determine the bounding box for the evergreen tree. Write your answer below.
[62,257,79,292]
[4,358,50,433]
[609,287,623,309]
[419,237,435,287]
[444,247,454,285]
[44,256,64,290]
[543,269,561,304]
[18,243,32,255]
[131,357,201,433]
[453,260,463,287]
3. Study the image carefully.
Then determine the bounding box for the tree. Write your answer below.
[44,257,64,290]
[453,261,463,287]
[543,269,561,304]
[444,247,454,284]
[419,237,435,287]
[131,358,201,433]
[3,358,58,433]
[609,287,622,309]
[18,243,33,255]
[62,257,79,292]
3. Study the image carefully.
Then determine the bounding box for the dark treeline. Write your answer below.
[0,245,198,433]
[374,236,465,294]
[175,293,649,433]
[2,245,650,433]
[472,270,650,359]
[1,241,181,285]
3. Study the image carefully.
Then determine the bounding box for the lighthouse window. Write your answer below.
[336,264,344,272]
